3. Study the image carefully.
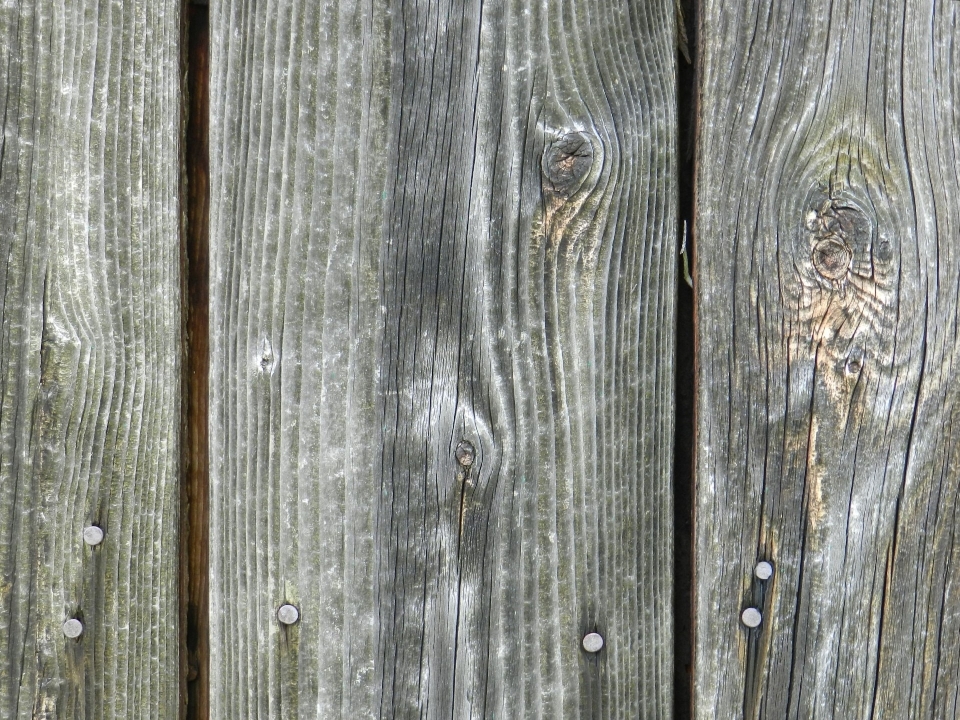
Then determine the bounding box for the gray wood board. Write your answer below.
[210,0,677,716]
[695,1,960,718]
[0,1,182,717]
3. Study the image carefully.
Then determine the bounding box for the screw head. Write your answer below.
[277,604,300,625]
[741,608,763,628]
[62,619,84,638]
[754,561,773,581]
[581,632,604,653]
[82,526,104,546]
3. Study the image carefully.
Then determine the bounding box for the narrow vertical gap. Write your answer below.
[179,1,210,718]
[674,0,699,718]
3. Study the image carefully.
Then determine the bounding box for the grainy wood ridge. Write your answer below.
[211,0,677,716]
[696,1,960,717]
[0,0,182,717]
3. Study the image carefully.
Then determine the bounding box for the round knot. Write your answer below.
[542,132,594,194]
[812,235,852,281]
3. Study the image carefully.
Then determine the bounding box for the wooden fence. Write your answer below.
[1,0,957,718]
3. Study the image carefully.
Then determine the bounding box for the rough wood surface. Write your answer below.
[0,1,181,717]
[695,1,960,718]
[209,0,391,715]
[210,0,677,716]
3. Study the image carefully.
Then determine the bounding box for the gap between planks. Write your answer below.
[180,1,210,718]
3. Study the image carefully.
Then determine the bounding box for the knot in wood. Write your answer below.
[811,234,852,281]
[258,338,276,373]
[845,347,865,375]
[455,441,475,467]
[542,131,594,194]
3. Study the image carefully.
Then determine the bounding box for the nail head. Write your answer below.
[741,607,763,628]
[277,604,300,625]
[82,525,104,546]
[62,619,84,638]
[582,632,604,653]
[754,561,773,581]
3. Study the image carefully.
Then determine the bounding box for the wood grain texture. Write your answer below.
[0,0,181,717]
[210,0,676,716]
[209,0,391,715]
[376,0,677,717]
[695,1,960,718]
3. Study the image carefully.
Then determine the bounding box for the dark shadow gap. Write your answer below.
[180,1,210,719]
[674,0,698,717]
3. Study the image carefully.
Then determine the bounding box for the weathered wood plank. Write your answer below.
[0,1,181,717]
[695,1,960,717]
[210,0,676,716]
[209,0,391,715]
[376,1,677,717]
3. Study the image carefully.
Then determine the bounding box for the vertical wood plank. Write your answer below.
[210,0,676,716]
[376,0,677,717]
[696,1,960,717]
[0,0,181,717]
[209,0,391,716]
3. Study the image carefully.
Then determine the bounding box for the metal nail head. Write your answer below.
[63,619,84,638]
[754,561,773,581]
[741,608,762,628]
[582,632,604,653]
[277,604,300,625]
[83,526,105,546]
